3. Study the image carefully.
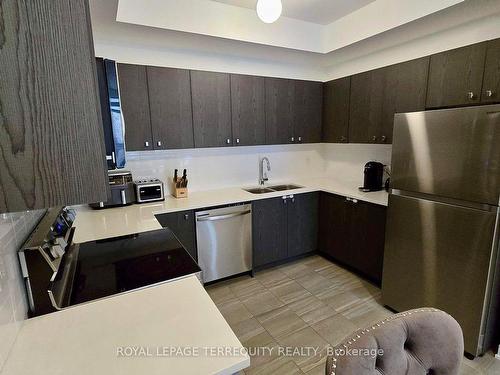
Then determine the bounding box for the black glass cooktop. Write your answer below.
[68,228,200,305]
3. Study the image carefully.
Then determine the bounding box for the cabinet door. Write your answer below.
[293,81,323,143]
[96,58,115,169]
[349,68,386,143]
[349,200,386,284]
[191,71,232,148]
[381,57,429,143]
[253,197,288,267]
[230,74,266,146]
[117,63,153,151]
[481,39,500,104]
[318,194,350,263]
[322,77,350,143]
[426,43,487,108]
[155,211,197,261]
[287,193,319,257]
[265,78,295,144]
[0,0,108,213]
[147,67,194,150]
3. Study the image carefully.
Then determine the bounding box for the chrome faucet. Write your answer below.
[259,157,271,185]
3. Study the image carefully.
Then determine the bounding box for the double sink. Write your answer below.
[244,184,302,194]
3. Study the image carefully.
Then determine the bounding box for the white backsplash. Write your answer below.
[0,210,45,371]
[125,143,392,194]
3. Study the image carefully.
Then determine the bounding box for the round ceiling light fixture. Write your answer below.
[256,0,282,24]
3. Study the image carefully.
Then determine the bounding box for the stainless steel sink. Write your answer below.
[243,184,303,194]
[267,184,302,191]
[244,187,275,194]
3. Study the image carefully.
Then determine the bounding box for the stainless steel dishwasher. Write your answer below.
[195,204,252,283]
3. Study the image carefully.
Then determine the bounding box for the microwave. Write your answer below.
[134,179,165,203]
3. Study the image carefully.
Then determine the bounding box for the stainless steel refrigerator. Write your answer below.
[382,104,500,357]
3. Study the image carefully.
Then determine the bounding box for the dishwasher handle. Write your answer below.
[196,209,251,222]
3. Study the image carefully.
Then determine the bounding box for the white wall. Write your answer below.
[125,143,392,194]
[90,0,500,82]
[323,0,500,80]
[0,210,45,371]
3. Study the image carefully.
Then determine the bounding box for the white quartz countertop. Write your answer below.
[1,276,249,375]
[72,176,388,243]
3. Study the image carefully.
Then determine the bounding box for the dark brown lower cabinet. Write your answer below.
[253,193,319,268]
[155,211,197,261]
[319,193,386,284]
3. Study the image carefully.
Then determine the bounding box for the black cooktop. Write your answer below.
[66,228,200,305]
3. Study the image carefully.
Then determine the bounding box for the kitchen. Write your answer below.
[1,0,500,374]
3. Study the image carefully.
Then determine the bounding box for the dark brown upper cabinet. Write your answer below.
[0,0,108,213]
[230,74,266,146]
[481,39,500,104]
[191,71,232,148]
[426,43,487,108]
[117,64,153,151]
[380,57,429,143]
[293,81,323,143]
[265,78,295,144]
[147,67,194,150]
[349,57,428,144]
[349,68,386,143]
[322,77,351,143]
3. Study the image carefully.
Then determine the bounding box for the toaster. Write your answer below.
[134,178,165,203]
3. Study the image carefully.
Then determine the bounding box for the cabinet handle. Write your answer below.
[145,141,150,147]
[226,138,231,145]
[381,135,387,143]
[290,136,295,143]
[157,141,162,147]
[467,91,476,100]
[298,136,302,143]
[184,214,189,220]
[372,135,377,142]
[486,90,494,98]
[235,138,240,144]
[340,136,347,142]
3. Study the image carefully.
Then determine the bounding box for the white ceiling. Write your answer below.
[116,0,466,53]
[211,0,376,25]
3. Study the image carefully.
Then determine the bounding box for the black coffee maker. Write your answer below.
[359,161,384,192]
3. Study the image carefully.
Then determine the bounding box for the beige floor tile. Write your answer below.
[286,294,337,325]
[205,284,238,305]
[241,291,284,316]
[340,299,392,329]
[230,317,266,344]
[348,281,381,300]
[316,288,361,312]
[300,255,334,272]
[269,280,312,304]
[218,299,253,326]
[310,314,358,347]
[278,260,316,279]
[246,355,304,375]
[227,276,266,299]
[257,306,308,339]
[298,348,329,373]
[304,360,327,375]
[295,272,336,295]
[254,268,291,288]
[276,327,329,368]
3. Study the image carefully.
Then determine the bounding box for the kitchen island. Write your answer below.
[1,276,249,375]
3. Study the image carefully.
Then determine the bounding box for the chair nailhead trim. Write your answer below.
[329,307,446,375]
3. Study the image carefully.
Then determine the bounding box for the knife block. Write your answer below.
[172,178,188,198]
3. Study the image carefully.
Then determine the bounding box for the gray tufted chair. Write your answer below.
[325,308,464,375]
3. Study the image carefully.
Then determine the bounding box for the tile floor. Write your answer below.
[205,255,500,375]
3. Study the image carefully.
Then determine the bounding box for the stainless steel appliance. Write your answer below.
[135,178,165,203]
[195,204,252,283]
[89,170,136,209]
[359,161,384,192]
[382,105,500,357]
[18,207,76,317]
